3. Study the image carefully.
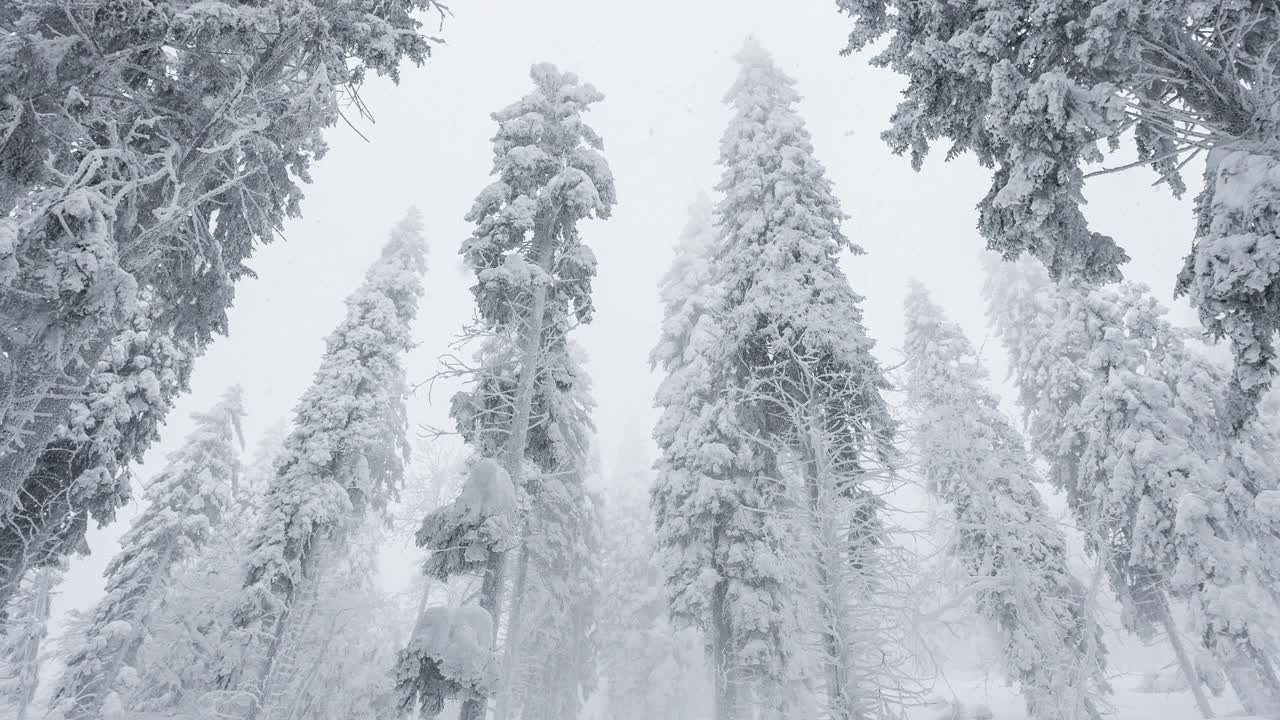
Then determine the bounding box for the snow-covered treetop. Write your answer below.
[716,37,872,363]
[238,210,426,618]
[462,63,617,330]
[102,383,245,597]
[649,195,728,629]
[121,385,246,549]
[284,208,425,513]
[902,281,1111,720]
[651,194,719,377]
[715,36,892,454]
[903,281,1037,501]
[48,385,248,720]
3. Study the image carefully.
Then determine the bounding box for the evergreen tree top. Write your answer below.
[715,38,882,398]
[462,63,616,329]
[903,281,978,369]
[238,210,426,622]
[108,385,246,575]
[651,193,719,376]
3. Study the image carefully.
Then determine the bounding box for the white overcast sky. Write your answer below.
[55,0,1204,645]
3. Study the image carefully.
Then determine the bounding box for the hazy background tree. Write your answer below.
[50,387,245,719]
[903,282,1110,720]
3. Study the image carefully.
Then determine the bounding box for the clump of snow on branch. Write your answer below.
[416,459,518,580]
[394,606,499,718]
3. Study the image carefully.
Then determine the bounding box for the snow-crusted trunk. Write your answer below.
[458,551,507,720]
[251,544,326,720]
[1210,630,1280,718]
[495,523,531,720]
[801,425,860,720]
[462,208,559,720]
[709,543,737,720]
[1157,598,1217,718]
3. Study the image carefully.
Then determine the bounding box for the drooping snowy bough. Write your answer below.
[836,0,1280,429]
[397,606,500,717]
[0,313,192,618]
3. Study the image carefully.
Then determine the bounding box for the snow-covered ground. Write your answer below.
[86,675,1267,720]
[908,670,1259,720]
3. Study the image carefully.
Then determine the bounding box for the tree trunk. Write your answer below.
[245,542,325,720]
[460,548,508,720]
[1210,628,1280,719]
[1157,597,1216,718]
[710,576,735,720]
[494,534,530,720]
[802,431,859,720]
[463,206,561,720]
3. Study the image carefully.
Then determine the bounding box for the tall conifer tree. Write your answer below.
[654,38,899,719]
[232,211,426,720]
[984,257,1280,716]
[402,64,614,720]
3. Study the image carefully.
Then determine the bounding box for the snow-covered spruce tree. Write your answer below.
[400,63,615,720]
[984,256,1280,717]
[127,421,284,712]
[599,446,711,720]
[0,0,446,530]
[717,37,899,720]
[49,386,245,720]
[0,563,62,720]
[902,282,1109,720]
[0,312,192,619]
[654,38,900,720]
[231,211,425,720]
[650,194,734,713]
[836,0,1280,428]
[407,340,600,720]
[1104,286,1280,718]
